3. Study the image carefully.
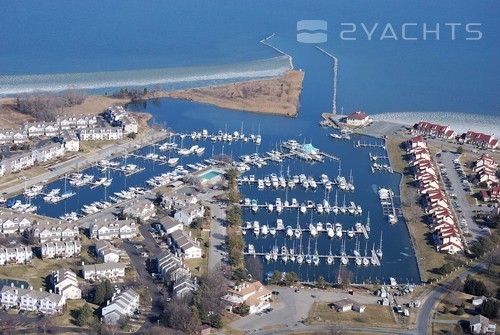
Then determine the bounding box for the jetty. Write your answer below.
[355,140,386,149]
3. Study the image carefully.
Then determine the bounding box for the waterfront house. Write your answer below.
[0,211,32,234]
[407,136,426,149]
[34,141,65,162]
[95,240,121,263]
[469,314,496,334]
[78,127,123,141]
[462,131,498,149]
[223,281,272,315]
[122,199,156,221]
[174,204,205,226]
[157,216,184,234]
[104,105,138,134]
[1,285,66,314]
[0,245,32,265]
[82,262,126,280]
[331,298,366,313]
[5,151,36,173]
[161,194,198,209]
[412,121,456,139]
[31,221,79,243]
[52,269,81,300]
[170,230,202,259]
[101,288,140,325]
[58,130,80,152]
[89,218,137,240]
[344,110,371,127]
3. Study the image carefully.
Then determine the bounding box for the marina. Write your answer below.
[1,98,420,284]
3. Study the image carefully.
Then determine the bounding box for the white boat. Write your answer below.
[261,224,269,236]
[316,222,324,232]
[388,214,398,224]
[294,227,301,239]
[167,157,179,165]
[195,147,205,155]
[327,253,334,265]
[276,219,284,231]
[267,203,274,212]
[376,232,383,258]
[316,203,323,214]
[269,227,276,236]
[300,203,307,214]
[103,178,112,187]
[291,198,298,207]
[286,226,293,238]
[251,199,258,213]
[347,229,355,239]
[253,221,260,235]
[326,223,334,238]
[309,223,317,237]
[335,223,343,239]
[257,179,265,190]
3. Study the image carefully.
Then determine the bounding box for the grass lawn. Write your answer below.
[0,166,49,193]
[184,229,209,275]
[0,258,81,290]
[54,299,99,328]
[308,303,400,329]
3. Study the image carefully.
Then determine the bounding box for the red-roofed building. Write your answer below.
[413,121,456,139]
[408,136,426,149]
[462,131,498,149]
[437,241,463,254]
[345,110,371,127]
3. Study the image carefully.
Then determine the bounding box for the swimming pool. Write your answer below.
[201,171,221,180]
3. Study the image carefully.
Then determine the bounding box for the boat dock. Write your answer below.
[244,252,380,266]
[379,188,400,224]
[355,140,386,149]
[369,152,389,161]
[242,226,369,240]
[371,163,394,174]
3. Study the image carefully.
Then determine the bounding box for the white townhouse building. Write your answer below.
[31,221,79,243]
[161,194,198,210]
[78,127,123,141]
[0,211,32,234]
[156,252,191,282]
[34,141,65,163]
[1,285,66,314]
[122,200,156,221]
[95,240,121,263]
[82,262,126,280]
[105,105,139,134]
[170,230,202,259]
[52,269,81,300]
[41,240,81,259]
[223,281,272,315]
[102,289,140,325]
[174,204,205,226]
[5,152,36,173]
[0,245,33,265]
[58,130,80,152]
[157,216,184,235]
[89,218,137,240]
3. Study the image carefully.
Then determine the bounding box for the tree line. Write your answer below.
[16,90,87,121]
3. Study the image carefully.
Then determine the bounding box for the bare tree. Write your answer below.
[245,256,263,281]
[36,315,54,334]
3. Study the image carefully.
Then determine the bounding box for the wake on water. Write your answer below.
[373,111,500,136]
[0,56,291,96]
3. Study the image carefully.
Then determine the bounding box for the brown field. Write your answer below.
[0,70,304,130]
[308,303,400,329]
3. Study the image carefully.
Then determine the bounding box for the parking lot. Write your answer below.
[437,151,488,242]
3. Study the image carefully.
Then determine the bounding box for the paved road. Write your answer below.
[120,233,163,331]
[416,260,487,335]
[201,194,226,270]
[0,131,167,196]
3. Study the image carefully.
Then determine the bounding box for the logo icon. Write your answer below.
[297,20,328,43]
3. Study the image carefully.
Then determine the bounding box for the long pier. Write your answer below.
[260,33,294,70]
[316,46,338,115]
[242,226,369,240]
[356,140,386,149]
[380,188,400,224]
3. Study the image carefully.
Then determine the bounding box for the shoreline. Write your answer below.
[0,70,304,129]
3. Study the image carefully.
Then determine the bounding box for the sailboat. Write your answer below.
[296,236,304,264]
[327,243,334,265]
[340,239,348,265]
[305,238,312,264]
[340,194,347,214]
[363,241,370,266]
[294,210,302,238]
[354,237,362,266]
[312,238,320,266]
[376,232,383,258]
[365,211,371,233]
[332,189,339,215]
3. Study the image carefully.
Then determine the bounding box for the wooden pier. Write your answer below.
[243,252,380,266]
[242,225,369,240]
[356,140,386,149]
